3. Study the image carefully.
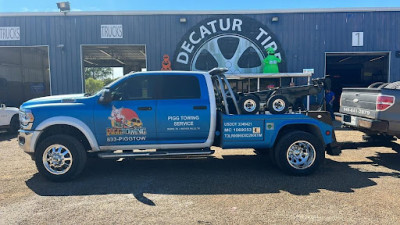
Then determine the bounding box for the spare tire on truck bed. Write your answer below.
[238,95,260,114]
[267,95,289,114]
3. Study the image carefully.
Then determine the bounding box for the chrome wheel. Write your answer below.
[243,99,257,112]
[286,140,316,170]
[273,99,286,112]
[42,144,73,175]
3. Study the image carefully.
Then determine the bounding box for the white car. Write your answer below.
[0,104,19,133]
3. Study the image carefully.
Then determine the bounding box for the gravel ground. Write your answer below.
[1,129,400,224]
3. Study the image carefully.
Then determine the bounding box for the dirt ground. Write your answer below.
[1,129,400,224]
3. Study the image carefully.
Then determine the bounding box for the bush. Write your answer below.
[85,78,104,95]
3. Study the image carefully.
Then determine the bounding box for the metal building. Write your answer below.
[0,8,399,106]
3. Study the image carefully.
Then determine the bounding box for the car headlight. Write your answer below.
[19,109,34,129]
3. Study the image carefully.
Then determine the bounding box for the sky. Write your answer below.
[0,0,399,12]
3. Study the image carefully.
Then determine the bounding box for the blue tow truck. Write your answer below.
[18,68,340,181]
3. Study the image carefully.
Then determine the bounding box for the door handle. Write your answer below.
[193,106,207,110]
[138,106,152,111]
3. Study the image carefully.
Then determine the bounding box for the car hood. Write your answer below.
[21,94,88,107]
[1,107,19,114]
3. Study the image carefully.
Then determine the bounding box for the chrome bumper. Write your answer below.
[335,113,389,131]
[18,130,42,154]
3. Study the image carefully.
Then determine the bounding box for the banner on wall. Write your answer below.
[0,27,20,41]
[173,16,286,74]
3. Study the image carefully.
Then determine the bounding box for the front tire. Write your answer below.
[7,115,19,134]
[35,135,87,182]
[274,131,324,175]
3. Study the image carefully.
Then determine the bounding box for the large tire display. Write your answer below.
[35,135,87,182]
[173,15,286,73]
[274,131,324,175]
[267,95,289,114]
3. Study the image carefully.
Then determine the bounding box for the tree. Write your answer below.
[85,77,104,95]
[84,67,113,80]
[102,77,118,86]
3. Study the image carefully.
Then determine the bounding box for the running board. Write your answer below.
[97,149,215,159]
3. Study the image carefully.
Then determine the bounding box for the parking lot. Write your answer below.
[1,129,400,224]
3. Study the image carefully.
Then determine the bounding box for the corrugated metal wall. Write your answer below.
[0,11,399,94]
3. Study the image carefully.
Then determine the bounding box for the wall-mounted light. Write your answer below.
[180,18,187,23]
[271,16,279,22]
[57,2,70,12]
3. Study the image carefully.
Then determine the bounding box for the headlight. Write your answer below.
[19,109,34,129]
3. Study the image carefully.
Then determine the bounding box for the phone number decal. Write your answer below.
[107,136,146,142]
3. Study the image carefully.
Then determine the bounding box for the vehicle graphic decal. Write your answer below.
[106,106,147,142]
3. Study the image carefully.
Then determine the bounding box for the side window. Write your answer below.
[160,75,201,99]
[112,76,156,100]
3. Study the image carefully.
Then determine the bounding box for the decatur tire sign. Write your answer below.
[173,15,286,74]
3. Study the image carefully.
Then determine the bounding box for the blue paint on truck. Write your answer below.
[219,113,333,149]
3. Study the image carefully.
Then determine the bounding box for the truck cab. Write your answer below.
[18,68,339,181]
[94,72,216,149]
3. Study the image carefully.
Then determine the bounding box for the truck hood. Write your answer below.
[21,94,88,107]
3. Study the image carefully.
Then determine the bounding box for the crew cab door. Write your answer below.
[94,75,157,146]
[156,74,211,143]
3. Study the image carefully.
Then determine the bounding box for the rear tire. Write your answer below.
[274,131,324,175]
[35,135,87,182]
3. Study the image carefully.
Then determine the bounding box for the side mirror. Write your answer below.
[0,104,5,109]
[98,89,112,104]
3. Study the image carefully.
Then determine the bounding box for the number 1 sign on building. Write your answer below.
[352,32,364,47]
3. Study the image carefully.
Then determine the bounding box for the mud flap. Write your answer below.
[326,131,341,156]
